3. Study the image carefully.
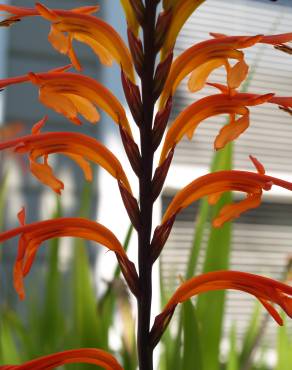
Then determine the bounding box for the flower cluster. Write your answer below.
[0,1,291,369]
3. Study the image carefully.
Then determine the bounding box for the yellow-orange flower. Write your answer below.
[161,0,206,57]
[0,68,132,136]
[0,3,134,79]
[159,90,274,164]
[161,156,292,228]
[0,348,123,370]
[0,117,132,194]
[162,270,292,326]
[120,0,139,35]
[0,209,136,300]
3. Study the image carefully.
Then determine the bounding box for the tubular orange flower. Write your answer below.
[159,91,274,164]
[160,32,292,107]
[0,3,134,79]
[0,348,124,370]
[160,34,263,107]
[161,0,206,57]
[0,68,132,136]
[158,271,292,330]
[0,117,132,194]
[161,156,292,228]
[0,210,137,300]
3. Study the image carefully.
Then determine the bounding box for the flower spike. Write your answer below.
[161,158,292,228]
[0,215,138,299]
[0,348,124,369]
[0,69,132,136]
[159,90,274,165]
[0,3,134,79]
[0,121,132,194]
[151,270,292,347]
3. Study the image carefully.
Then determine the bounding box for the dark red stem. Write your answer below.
[137,1,158,369]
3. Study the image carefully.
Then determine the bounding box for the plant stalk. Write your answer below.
[137,1,158,369]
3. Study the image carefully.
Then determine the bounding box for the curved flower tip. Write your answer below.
[0,348,124,369]
[161,157,292,228]
[164,271,292,324]
[0,216,137,299]
[161,0,206,57]
[160,33,262,108]
[159,90,274,165]
[34,2,134,79]
[0,122,132,194]
[0,70,132,136]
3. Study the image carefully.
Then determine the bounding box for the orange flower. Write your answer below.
[0,67,132,136]
[160,32,292,107]
[0,3,134,79]
[161,156,292,228]
[159,90,274,164]
[161,0,206,57]
[160,35,263,107]
[0,348,123,369]
[161,270,292,326]
[0,117,132,194]
[0,209,137,300]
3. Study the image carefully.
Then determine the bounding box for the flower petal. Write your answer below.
[188,58,226,92]
[161,168,292,225]
[120,0,139,35]
[0,217,136,299]
[36,2,134,80]
[0,348,124,370]
[164,271,292,321]
[161,0,206,56]
[214,111,250,150]
[159,92,272,165]
[0,130,132,194]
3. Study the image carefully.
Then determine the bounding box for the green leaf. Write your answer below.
[227,324,238,370]
[239,303,261,367]
[182,299,203,370]
[0,311,22,364]
[196,143,233,370]
[276,315,292,370]
[39,197,64,353]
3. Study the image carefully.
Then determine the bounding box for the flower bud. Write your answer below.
[150,213,176,263]
[119,125,141,176]
[152,96,172,150]
[118,181,141,230]
[153,52,173,100]
[150,306,176,348]
[129,0,145,26]
[155,9,172,51]
[152,148,174,201]
[121,69,143,126]
[117,255,140,297]
[127,28,144,76]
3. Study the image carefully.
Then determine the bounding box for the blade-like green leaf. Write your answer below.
[239,303,261,367]
[39,197,64,353]
[0,311,22,364]
[227,324,238,370]
[276,315,292,370]
[196,143,233,370]
[182,299,203,370]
